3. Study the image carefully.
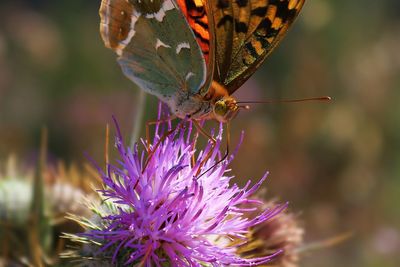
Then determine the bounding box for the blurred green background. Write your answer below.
[0,0,399,266]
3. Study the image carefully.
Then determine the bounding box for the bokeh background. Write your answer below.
[1,0,399,266]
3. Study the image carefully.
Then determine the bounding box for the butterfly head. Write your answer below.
[213,97,240,123]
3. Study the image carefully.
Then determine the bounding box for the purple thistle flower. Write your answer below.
[85,118,287,266]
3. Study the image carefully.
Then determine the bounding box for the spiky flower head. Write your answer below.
[0,155,34,225]
[71,118,288,266]
[0,154,98,266]
[236,200,304,267]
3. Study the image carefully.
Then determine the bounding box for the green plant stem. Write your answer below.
[130,89,147,149]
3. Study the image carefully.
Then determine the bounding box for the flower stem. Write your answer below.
[130,89,147,149]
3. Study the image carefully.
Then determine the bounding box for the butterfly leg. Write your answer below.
[195,123,231,179]
[145,115,177,154]
[142,126,177,174]
[192,120,217,176]
[219,122,230,164]
[143,116,187,175]
[190,130,200,168]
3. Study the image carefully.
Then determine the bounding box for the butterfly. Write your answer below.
[99,0,305,122]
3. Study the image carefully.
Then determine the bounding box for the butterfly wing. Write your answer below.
[175,0,216,96]
[99,0,210,103]
[212,0,305,94]
[176,0,211,63]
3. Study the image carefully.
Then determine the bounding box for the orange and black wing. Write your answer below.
[176,0,211,63]
[211,0,305,94]
[176,0,216,95]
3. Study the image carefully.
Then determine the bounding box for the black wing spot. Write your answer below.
[235,20,248,33]
[195,19,209,29]
[254,18,273,38]
[245,42,259,60]
[273,1,298,22]
[236,0,248,8]
[193,31,210,45]
[185,0,206,15]
[251,7,268,17]
[217,15,234,28]
[217,0,230,9]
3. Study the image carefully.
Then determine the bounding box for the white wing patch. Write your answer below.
[145,0,175,22]
[116,12,140,56]
[155,38,171,50]
[185,72,194,81]
[176,42,190,54]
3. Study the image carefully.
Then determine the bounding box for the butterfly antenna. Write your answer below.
[237,96,331,105]
[238,105,251,110]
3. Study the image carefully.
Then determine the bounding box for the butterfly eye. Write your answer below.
[214,100,228,117]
